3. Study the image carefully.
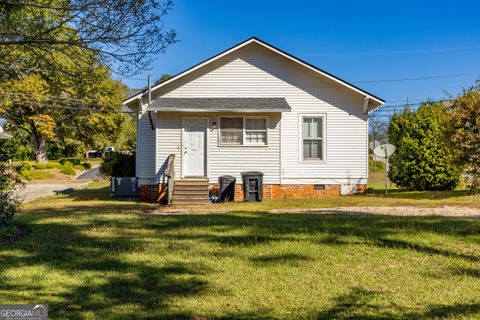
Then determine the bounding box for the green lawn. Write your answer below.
[1,183,480,319]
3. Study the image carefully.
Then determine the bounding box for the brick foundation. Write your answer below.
[213,183,367,202]
[143,183,367,203]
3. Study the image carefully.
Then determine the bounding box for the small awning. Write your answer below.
[146,97,291,112]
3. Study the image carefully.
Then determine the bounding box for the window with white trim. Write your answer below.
[219,116,268,146]
[301,116,324,160]
[219,117,243,145]
[245,118,267,145]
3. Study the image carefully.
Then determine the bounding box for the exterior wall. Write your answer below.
[133,42,372,189]
[137,111,156,186]
[147,43,368,186]
[155,111,281,184]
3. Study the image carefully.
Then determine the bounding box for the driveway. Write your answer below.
[17,183,89,202]
[75,165,104,180]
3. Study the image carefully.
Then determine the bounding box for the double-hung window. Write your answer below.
[219,117,268,146]
[219,117,243,145]
[301,115,324,161]
[245,118,267,145]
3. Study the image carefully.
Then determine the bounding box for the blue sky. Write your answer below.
[122,0,480,104]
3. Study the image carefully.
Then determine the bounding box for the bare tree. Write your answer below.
[0,0,177,76]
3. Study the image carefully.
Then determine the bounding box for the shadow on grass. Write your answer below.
[250,253,311,265]
[375,238,480,262]
[214,286,480,319]
[2,205,480,318]
[450,267,480,278]
[67,184,111,201]
[312,287,480,320]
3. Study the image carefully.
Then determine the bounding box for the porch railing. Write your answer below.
[165,154,175,205]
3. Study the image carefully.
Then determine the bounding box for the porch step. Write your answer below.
[172,178,209,205]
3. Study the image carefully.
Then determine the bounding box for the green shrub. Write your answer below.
[369,158,385,173]
[33,163,46,169]
[62,161,73,168]
[82,162,92,170]
[20,169,54,180]
[0,139,22,233]
[45,161,62,169]
[73,164,85,171]
[100,152,135,177]
[388,103,462,191]
[60,167,76,175]
[58,158,82,166]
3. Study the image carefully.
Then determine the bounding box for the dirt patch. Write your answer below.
[270,206,480,218]
[149,205,480,218]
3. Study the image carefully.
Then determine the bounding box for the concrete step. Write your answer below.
[174,184,209,190]
[173,194,208,201]
[172,179,209,205]
[174,191,209,197]
[173,199,210,205]
[175,179,209,186]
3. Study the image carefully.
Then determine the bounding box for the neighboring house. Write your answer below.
[123,37,384,203]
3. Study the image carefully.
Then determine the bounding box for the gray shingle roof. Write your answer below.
[127,88,144,99]
[147,97,291,112]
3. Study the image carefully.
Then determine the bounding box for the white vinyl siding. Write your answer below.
[155,112,280,184]
[136,111,156,185]
[146,43,368,185]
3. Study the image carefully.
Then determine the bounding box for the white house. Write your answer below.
[123,37,384,204]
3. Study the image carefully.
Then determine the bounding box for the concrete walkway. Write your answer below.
[17,183,88,202]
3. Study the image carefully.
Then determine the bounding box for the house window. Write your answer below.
[219,117,268,146]
[301,116,324,160]
[245,118,267,145]
[220,117,243,145]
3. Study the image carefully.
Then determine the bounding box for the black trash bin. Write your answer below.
[218,175,236,202]
[241,171,264,202]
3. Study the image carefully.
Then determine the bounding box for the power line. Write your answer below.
[353,72,479,84]
[315,45,480,57]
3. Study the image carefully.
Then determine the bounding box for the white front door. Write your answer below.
[183,118,207,177]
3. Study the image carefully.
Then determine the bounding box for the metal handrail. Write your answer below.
[165,154,175,205]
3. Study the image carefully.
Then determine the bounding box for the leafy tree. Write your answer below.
[100,152,135,177]
[450,84,480,192]
[0,0,176,77]
[387,103,462,191]
[369,117,388,144]
[0,68,127,162]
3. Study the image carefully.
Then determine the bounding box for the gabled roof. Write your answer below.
[123,37,385,107]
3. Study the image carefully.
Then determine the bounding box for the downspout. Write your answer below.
[148,74,154,130]
[364,96,370,189]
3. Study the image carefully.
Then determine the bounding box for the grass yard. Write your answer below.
[1,182,480,319]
